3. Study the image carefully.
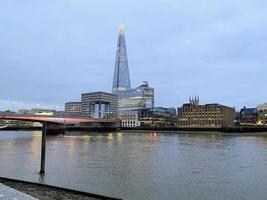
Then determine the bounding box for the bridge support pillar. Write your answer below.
[39,122,47,174]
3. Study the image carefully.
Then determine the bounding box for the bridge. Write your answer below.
[0,115,120,133]
[0,115,118,124]
[0,115,121,174]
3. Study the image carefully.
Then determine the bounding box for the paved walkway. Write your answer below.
[0,183,37,200]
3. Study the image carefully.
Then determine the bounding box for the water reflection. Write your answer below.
[0,131,267,200]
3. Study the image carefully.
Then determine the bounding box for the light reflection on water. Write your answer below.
[0,131,267,200]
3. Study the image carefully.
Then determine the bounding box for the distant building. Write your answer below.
[257,103,267,125]
[0,110,18,127]
[120,110,140,127]
[65,102,82,117]
[177,97,235,127]
[112,24,131,94]
[139,107,177,127]
[81,92,118,118]
[30,108,56,116]
[120,107,177,128]
[239,107,258,125]
[117,81,154,113]
[111,25,154,113]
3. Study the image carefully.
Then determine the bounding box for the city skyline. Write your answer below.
[0,1,266,111]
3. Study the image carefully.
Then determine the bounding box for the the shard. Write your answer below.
[112,24,131,94]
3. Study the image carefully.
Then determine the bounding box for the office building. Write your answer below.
[257,103,267,125]
[177,97,235,127]
[65,102,82,117]
[112,24,131,94]
[139,107,177,127]
[239,107,258,125]
[120,110,140,127]
[111,25,154,113]
[120,107,177,128]
[118,81,154,112]
[81,92,118,118]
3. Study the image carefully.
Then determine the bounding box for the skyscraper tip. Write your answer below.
[119,24,125,34]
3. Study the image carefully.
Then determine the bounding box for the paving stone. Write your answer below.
[0,183,37,200]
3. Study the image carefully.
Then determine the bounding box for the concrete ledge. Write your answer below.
[0,177,122,200]
[0,182,37,200]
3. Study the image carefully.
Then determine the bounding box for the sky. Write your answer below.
[0,0,266,111]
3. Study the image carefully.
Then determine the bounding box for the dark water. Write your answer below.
[0,131,267,200]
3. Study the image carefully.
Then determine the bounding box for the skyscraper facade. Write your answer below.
[112,25,154,114]
[112,24,131,94]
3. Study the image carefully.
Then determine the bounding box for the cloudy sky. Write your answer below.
[0,0,266,111]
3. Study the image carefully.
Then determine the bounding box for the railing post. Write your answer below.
[39,122,47,174]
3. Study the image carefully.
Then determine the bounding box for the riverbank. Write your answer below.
[0,177,122,200]
[1,126,267,135]
[122,126,267,133]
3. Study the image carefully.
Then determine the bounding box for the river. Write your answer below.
[0,131,267,200]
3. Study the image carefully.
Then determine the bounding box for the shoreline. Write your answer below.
[0,177,122,200]
[1,126,267,136]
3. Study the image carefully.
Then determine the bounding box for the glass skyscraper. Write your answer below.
[112,25,154,113]
[112,24,131,94]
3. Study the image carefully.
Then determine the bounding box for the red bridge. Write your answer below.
[0,115,118,124]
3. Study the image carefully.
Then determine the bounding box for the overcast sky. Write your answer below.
[0,0,266,111]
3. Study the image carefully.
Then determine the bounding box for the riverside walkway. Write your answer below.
[0,183,37,200]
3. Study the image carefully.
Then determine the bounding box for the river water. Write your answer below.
[0,131,267,200]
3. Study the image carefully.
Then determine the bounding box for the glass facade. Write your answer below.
[112,24,131,94]
[90,102,110,118]
[118,82,154,112]
[139,107,177,127]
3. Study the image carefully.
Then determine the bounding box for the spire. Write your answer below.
[119,24,125,34]
[112,24,131,94]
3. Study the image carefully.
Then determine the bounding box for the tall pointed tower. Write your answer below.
[112,24,131,94]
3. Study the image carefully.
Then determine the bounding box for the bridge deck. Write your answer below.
[0,115,118,124]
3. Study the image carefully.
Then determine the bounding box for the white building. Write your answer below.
[120,111,140,127]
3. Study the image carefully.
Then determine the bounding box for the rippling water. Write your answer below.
[0,131,267,200]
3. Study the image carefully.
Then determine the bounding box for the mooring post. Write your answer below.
[39,121,47,174]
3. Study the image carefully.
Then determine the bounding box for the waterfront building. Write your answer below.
[177,97,235,127]
[112,24,131,94]
[257,103,267,125]
[120,110,140,127]
[120,107,177,128]
[118,81,154,113]
[65,102,82,117]
[239,107,258,125]
[139,107,177,127]
[81,92,118,118]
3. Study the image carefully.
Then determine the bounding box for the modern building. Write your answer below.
[118,81,154,112]
[257,103,267,125]
[65,102,82,117]
[112,24,131,94]
[120,107,177,128]
[81,92,118,118]
[111,25,155,113]
[239,107,258,125]
[177,97,235,127]
[139,107,177,127]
